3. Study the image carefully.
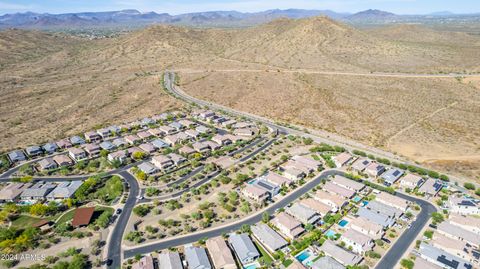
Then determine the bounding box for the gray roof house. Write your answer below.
[419,242,473,269]
[70,136,85,145]
[141,117,155,126]
[319,240,362,266]
[151,139,169,149]
[357,207,395,228]
[366,200,403,218]
[46,181,83,200]
[138,162,158,175]
[42,142,59,153]
[158,251,183,269]
[381,168,404,186]
[286,202,321,224]
[8,150,26,162]
[20,182,56,200]
[25,145,43,157]
[169,122,184,131]
[251,223,288,253]
[311,256,345,269]
[184,246,211,269]
[228,233,260,265]
[99,141,116,151]
[112,138,128,147]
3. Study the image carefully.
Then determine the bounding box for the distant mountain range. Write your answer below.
[0,8,479,30]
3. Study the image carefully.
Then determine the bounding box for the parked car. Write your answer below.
[116,208,122,214]
[382,238,391,244]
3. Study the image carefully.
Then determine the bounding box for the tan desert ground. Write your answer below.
[0,17,479,182]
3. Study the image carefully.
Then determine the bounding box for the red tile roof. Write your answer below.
[72,207,95,227]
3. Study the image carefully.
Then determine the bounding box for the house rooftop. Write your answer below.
[132,256,154,269]
[205,237,236,269]
[419,242,473,269]
[311,256,345,269]
[331,175,364,191]
[323,181,355,198]
[158,251,183,269]
[437,221,480,247]
[72,207,95,227]
[319,240,361,266]
[228,233,259,264]
[251,223,288,251]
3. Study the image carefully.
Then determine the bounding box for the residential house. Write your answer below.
[271,212,305,239]
[323,182,355,199]
[159,125,176,135]
[399,174,423,189]
[222,119,237,128]
[366,200,403,219]
[68,148,87,162]
[332,152,353,168]
[340,228,374,254]
[285,202,321,224]
[413,257,442,269]
[84,131,102,143]
[152,155,174,170]
[20,182,56,201]
[112,137,128,147]
[437,221,480,248]
[99,141,116,151]
[311,256,344,269]
[205,237,236,269]
[418,178,443,197]
[70,136,85,145]
[228,233,260,265]
[158,251,183,269]
[212,134,232,146]
[357,207,395,228]
[192,141,210,153]
[195,125,210,134]
[96,128,111,139]
[375,192,409,211]
[168,121,184,131]
[167,153,186,166]
[204,141,221,150]
[251,223,288,253]
[264,172,292,187]
[148,128,165,137]
[8,150,26,162]
[282,160,314,175]
[432,233,480,266]
[42,142,58,154]
[419,242,473,269]
[125,135,141,145]
[141,117,155,126]
[108,150,128,163]
[299,198,333,217]
[25,146,43,157]
[313,189,347,212]
[233,128,256,137]
[56,139,72,149]
[137,162,158,175]
[283,167,306,181]
[164,133,187,146]
[137,131,153,140]
[185,129,200,139]
[350,158,371,172]
[52,155,73,167]
[139,143,156,154]
[37,157,58,171]
[349,217,384,239]
[0,183,32,202]
[331,175,365,192]
[253,179,280,197]
[364,162,385,178]
[292,155,322,171]
[46,181,83,200]
[179,146,196,156]
[319,240,362,266]
[108,125,121,134]
[242,184,269,203]
[449,214,480,234]
[448,196,480,215]
[84,143,101,157]
[151,139,170,149]
[232,122,253,129]
[381,168,404,186]
[179,119,196,128]
[132,256,154,269]
[185,246,212,269]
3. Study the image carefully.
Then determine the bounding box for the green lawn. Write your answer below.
[254,241,273,263]
[10,214,43,229]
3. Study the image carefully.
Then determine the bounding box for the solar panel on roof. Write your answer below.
[257,181,273,191]
[437,255,459,269]
[393,170,400,176]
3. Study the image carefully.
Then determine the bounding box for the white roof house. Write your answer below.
[228,233,259,265]
[46,181,83,200]
[184,246,211,269]
[340,228,374,255]
[319,240,362,266]
[285,202,321,224]
[332,152,353,168]
[158,252,183,269]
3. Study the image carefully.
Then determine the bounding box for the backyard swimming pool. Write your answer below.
[362,200,369,206]
[325,230,336,238]
[243,264,258,269]
[296,250,311,262]
[295,248,317,265]
[339,219,349,227]
[352,196,361,203]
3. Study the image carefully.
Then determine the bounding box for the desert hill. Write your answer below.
[1,16,480,181]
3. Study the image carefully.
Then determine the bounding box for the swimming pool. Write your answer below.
[362,200,369,206]
[325,230,336,238]
[243,263,258,269]
[296,250,311,262]
[339,219,349,227]
[352,196,361,203]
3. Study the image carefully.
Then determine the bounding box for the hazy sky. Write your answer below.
[0,0,478,15]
